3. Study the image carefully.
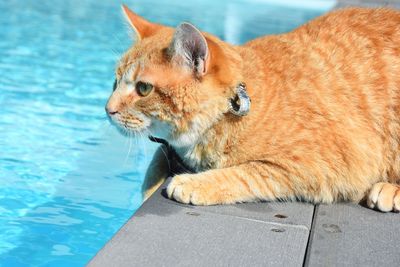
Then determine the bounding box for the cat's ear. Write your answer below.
[169,23,209,77]
[121,5,161,40]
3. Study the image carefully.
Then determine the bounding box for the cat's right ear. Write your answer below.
[169,23,210,77]
[121,5,161,40]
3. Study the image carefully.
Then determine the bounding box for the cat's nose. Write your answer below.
[105,106,119,116]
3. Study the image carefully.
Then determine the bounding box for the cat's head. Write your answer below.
[106,5,248,147]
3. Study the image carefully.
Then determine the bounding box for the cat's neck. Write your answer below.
[169,46,265,172]
[172,125,228,172]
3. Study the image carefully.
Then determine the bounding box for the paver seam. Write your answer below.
[302,204,319,267]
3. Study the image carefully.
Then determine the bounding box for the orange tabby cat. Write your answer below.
[106,5,400,212]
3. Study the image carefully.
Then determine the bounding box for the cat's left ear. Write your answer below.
[169,23,209,77]
[121,5,161,40]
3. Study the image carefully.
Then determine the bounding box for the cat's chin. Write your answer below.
[112,123,147,137]
[115,125,136,137]
[106,117,148,137]
[106,109,153,137]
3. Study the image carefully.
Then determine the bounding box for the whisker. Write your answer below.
[138,130,148,161]
[109,33,127,61]
[123,130,133,167]
[101,120,114,135]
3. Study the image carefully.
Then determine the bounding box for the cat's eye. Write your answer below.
[136,81,153,97]
[112,79,117,91]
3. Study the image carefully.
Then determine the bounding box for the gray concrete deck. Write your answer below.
[89,1,400,266]
[88,182,400,267]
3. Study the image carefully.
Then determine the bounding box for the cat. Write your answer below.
[106,5,400,212]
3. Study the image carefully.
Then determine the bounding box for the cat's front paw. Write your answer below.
[166,174,214,205]
[367,182,400,212]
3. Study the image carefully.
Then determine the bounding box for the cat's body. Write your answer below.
[107,6,400,212]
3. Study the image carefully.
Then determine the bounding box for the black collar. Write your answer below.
[148,136,196,175]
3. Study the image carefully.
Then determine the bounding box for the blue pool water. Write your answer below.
[0,0,334,266]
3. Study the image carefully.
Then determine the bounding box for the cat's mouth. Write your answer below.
[107,110,175,143]
[107,110,152,136]
[106,106,195,147]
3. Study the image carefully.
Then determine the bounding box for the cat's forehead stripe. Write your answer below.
[147,63,195,86]
[122,63,139,82]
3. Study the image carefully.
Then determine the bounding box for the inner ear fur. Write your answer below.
[168,22,210,77]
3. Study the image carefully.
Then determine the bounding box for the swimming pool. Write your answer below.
[0,0,334,266]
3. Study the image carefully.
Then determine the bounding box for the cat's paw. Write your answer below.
[367,182,400,212]
[166,174,214,205]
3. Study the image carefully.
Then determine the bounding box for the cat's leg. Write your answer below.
[142,146,170,201]
[167,162,295,205]
[367,182,400,212]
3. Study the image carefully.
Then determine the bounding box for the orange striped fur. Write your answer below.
[107,6,400,212]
